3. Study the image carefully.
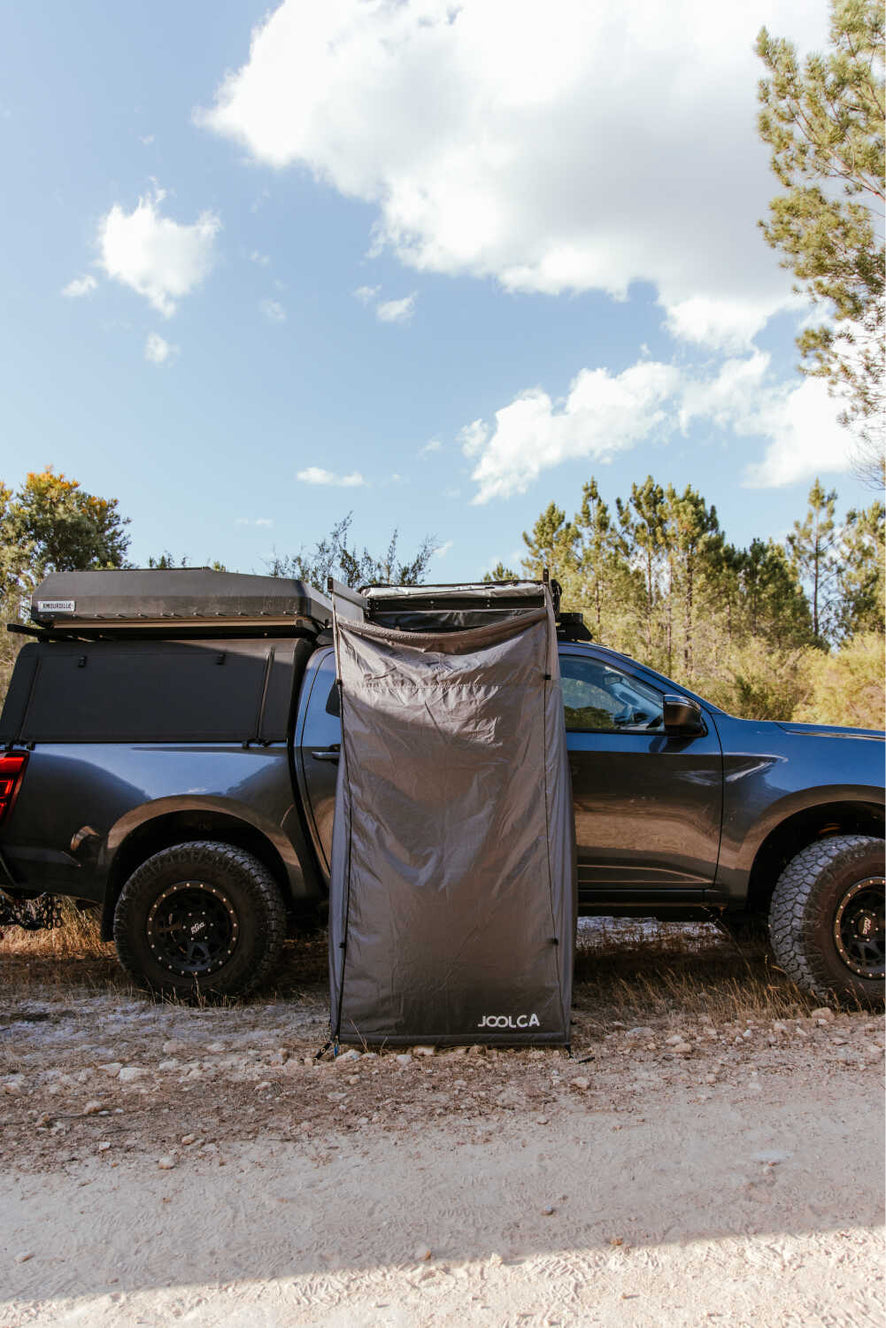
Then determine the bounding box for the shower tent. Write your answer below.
[328,579,576,1047]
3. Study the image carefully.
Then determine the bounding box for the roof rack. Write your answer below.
[326,572,592,640]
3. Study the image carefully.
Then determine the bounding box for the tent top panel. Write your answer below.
[327,577,556,624]
[29,568,333,634]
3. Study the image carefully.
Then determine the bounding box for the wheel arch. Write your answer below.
[101,806,295,940]
[745,799,885,916]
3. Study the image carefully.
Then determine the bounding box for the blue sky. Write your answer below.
[1,0,872,581]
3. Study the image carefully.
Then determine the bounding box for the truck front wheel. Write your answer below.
[113,841,287,999]
[769,834,885,1006]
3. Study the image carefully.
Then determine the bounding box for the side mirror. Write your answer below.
[662,694,704,734]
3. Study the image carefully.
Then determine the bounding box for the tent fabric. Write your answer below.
[328,592,575,1046]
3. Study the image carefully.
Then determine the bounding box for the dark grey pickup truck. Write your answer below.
[1,569,883,1004]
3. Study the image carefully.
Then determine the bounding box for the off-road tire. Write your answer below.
[114,841,287,1000]
[769,834,885,1006]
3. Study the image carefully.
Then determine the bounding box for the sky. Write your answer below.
[0,0,873,581]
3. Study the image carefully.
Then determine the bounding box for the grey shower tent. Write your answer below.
[328,580,576,1046]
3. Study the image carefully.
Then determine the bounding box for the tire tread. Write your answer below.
[769,833,884,1002]
[114,840,287,999]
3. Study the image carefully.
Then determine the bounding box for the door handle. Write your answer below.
[311,749,340,763]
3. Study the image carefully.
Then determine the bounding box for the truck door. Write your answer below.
[560,649,723,910]
[296,647,339,874]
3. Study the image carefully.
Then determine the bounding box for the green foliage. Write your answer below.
[756,0,885,460]
[793,632,885,728]
[520,502,577,580]
[147,552,227,571]
[694,641,813,722]
[483,561,519,582]
[268,513,439,590]
[498,473,882,725]
[8,467,130,579]
[786,478,841,642]
[0,468,131,701]
[837,498,885,635]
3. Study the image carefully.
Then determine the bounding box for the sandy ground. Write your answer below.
[1,924,884,1327]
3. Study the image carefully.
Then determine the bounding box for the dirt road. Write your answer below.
[1,927,883,1326]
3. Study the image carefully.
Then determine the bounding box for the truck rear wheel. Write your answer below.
[769,834,885,1006]
[113,841,287,999]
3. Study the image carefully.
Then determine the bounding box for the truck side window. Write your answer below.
[302,652,341,747]
[560,656,663,732]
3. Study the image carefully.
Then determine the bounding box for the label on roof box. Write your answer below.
[37,600,76,614]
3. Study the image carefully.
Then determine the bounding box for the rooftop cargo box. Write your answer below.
[30,569,332,635]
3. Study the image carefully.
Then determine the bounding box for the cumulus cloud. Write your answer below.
[464,355,853,502]
[259,297,286,322]
[296,466,366,487]
[144,332,177,365]
[235,516,274,526]
[467,362,681,502]
[419,438,442,457]
[97,188,220,316]
[199,0,830,347]
[353,284,380,305]
[61,274,97,298]
[739,379,854,488]
[375,293,416,324]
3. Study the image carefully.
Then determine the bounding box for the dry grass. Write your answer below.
[0,910,831,1024]
[0,898,106,958]
[573,918,823,1023]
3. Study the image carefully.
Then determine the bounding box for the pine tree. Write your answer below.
[662,485,722,677]
[787,479,841,643]
[757,0,885,470]
[734,537,814,648]
[520,502,577,580]
[837,498,885,636]
[616,477,666,663]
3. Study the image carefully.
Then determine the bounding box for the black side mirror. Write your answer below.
[662,694,704,734]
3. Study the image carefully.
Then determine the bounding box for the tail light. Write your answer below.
[0,752,28,827]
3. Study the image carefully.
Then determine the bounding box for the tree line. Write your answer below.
[488,474,884,728]
[0,468,438,698]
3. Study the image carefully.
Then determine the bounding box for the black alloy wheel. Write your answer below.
[114,841,287,999]
[769,834,886,1006]
[832,877,885,981]
[146,881,240,978]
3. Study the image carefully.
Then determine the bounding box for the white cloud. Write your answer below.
[97,188,220,316]
[664,297,784,354]
[144,332,177,365]
[353,284,380,305]
[376,293,416,324]
[62,274,97,298]
[741,379,855,487]
[200,0,832,348]
[296,466,366,487]
[420,438,442,457]
[468,361,680,502]
[464,354,856,501]
[458,419,489,457]
[235,516,274,526]
[260,298,286,322]
[250,250,270,265]
[434,540,454,558]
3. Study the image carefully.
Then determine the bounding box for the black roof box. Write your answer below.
[31,569,332,635]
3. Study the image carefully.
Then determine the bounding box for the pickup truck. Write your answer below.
[1,568,883,1005]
